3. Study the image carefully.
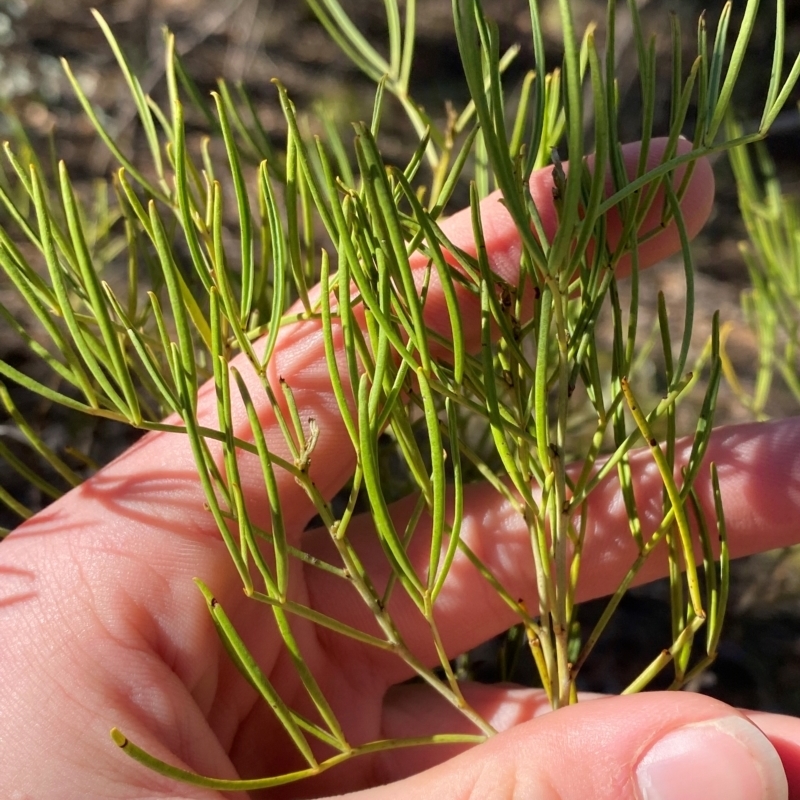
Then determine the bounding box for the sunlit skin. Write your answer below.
[2,138,800,800]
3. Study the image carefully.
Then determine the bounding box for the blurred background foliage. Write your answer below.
[1,0,799,714]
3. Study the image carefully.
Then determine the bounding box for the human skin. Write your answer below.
[1,138,799,800]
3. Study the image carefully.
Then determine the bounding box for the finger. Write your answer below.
[414,138,714,350]
[378,682,800,797]
[357,690,787,800]
[377,690,800,793]
[304,417,800,684]
[745,711,800,793]
[377,684,800,788]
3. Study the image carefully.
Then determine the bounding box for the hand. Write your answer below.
[2,138,799,800]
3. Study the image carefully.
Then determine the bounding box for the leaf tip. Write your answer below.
[110,728,128,748]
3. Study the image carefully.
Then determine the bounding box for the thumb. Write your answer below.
[354,692,787,800]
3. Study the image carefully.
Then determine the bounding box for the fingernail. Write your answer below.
[635,716,787,800]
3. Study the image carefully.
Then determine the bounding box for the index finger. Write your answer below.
[411,137,713,351]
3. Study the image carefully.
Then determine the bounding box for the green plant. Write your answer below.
[0,0,798,791]
[723,117,800,418]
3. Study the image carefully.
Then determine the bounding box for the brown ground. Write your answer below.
[1,0,799,716]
